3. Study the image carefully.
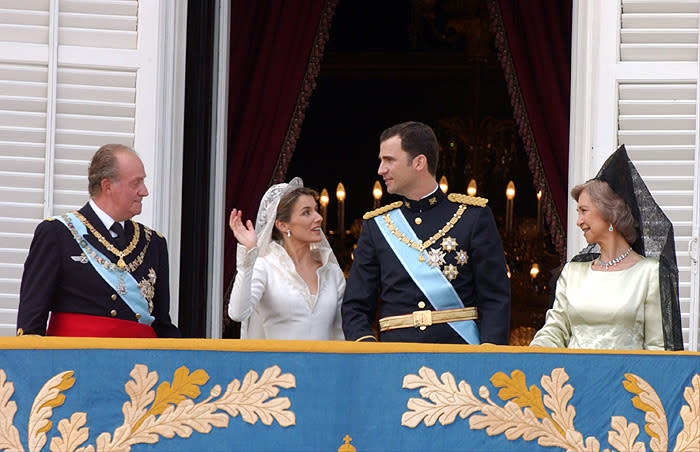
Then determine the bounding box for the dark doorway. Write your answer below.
[288,0,560,342]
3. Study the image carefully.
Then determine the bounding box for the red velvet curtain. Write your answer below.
[488,0,572,260]
[224,1,336,290]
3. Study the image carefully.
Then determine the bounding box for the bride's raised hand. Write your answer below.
[229,208,257,250]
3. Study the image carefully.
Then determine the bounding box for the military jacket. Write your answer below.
[342,189,510,344]
[17,203,180,337]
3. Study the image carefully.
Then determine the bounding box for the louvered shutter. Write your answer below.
[0,1,51,336]
[618,0,699,351]
[0,0,175,336]
[571,0,700,350]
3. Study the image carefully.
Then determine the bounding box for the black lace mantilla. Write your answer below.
[570,145,683,350]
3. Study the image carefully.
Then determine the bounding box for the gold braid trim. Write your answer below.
[447,193,488,207]
[362,201,403,220]
[382,204,467,256]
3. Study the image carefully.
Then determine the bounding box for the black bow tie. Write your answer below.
[110,222,126,249]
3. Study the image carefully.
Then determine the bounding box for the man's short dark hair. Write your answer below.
[379,121,439,176]
[88,144,136,196]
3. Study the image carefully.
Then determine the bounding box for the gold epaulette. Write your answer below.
[45,217,56,222]
[362,201,403,220]
[141,224,162,238]
[447,193,488,207]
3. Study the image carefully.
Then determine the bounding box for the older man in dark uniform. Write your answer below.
[342,122,510,344]
[17,144,180,338]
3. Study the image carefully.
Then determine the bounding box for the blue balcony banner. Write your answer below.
[1,338,698,452]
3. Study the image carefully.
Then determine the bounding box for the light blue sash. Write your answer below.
[57,213,155,326]
[375,209,480,344]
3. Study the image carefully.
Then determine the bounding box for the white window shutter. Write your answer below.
[571,0,700,350]
[618,81,697,349]
[0,0,180,336]
[0,1,51,335]
[618,0,699,351]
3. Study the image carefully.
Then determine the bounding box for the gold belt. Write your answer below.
[379,307,478,332]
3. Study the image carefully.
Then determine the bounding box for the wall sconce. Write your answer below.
[372,180,382,209]
[467,179,477,196]
[336,182,346,239]
[505,180,515,237]
[506,180,516,200]
[439,175,448,193]
[319,188,329,233]
[536,190,542,236]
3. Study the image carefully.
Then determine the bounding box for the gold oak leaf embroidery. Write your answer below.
[402,367,700,452]
[37,372,76,432]
[28,371,76,452]
[490,369,565,435]
[133,366,209,432]
[674,374,700,452]
[490,370,547,419]
[622,373,668,452]
[0,365,297,452]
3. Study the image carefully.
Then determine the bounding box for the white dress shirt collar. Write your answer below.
[89,199,124,234]
[420,182,440,200]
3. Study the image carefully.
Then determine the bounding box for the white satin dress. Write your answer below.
[228,241,345,340]
[530,257,663,350]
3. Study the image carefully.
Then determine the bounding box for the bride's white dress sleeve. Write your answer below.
[228,243,267,321]
[330,264,346,340]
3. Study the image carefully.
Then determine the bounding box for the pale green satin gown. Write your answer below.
[530,257,663,350]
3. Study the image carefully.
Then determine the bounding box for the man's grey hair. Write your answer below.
[88,144,137,196]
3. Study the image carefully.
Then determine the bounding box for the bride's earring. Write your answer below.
[608,224,614,232]
[286,230,291,237]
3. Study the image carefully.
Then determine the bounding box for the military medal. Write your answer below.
[139,268,157,314]
[117,275,127,295]
[441,236,458,252]
[426,248,446,268]
[442,264,459,281]
[455,249,469,265]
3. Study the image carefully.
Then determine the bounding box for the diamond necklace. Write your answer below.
[597,246,632,270]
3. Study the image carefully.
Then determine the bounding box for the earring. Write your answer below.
[286,230,291,237]
[608,224,614,232]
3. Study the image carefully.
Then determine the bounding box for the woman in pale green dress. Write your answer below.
[530,146,683,351]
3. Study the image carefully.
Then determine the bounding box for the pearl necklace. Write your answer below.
[597,246,632,270]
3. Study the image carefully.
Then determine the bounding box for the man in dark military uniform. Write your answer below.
[342,122,510,344]
[17,144,180,338]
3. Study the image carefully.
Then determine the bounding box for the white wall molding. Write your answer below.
[207,0,231,339]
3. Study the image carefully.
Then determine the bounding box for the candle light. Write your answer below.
[467,179,477,196]
[439,175,448,193]
[336,182,346,239]
[319,188,329,233]
[536,190,542,236]
[372,180,383,209]
[505,180,515,237]
[530,263,540,279]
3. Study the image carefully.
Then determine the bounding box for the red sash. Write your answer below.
[47,312,156,338]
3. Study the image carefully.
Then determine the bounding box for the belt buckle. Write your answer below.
[412,310,432,328]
